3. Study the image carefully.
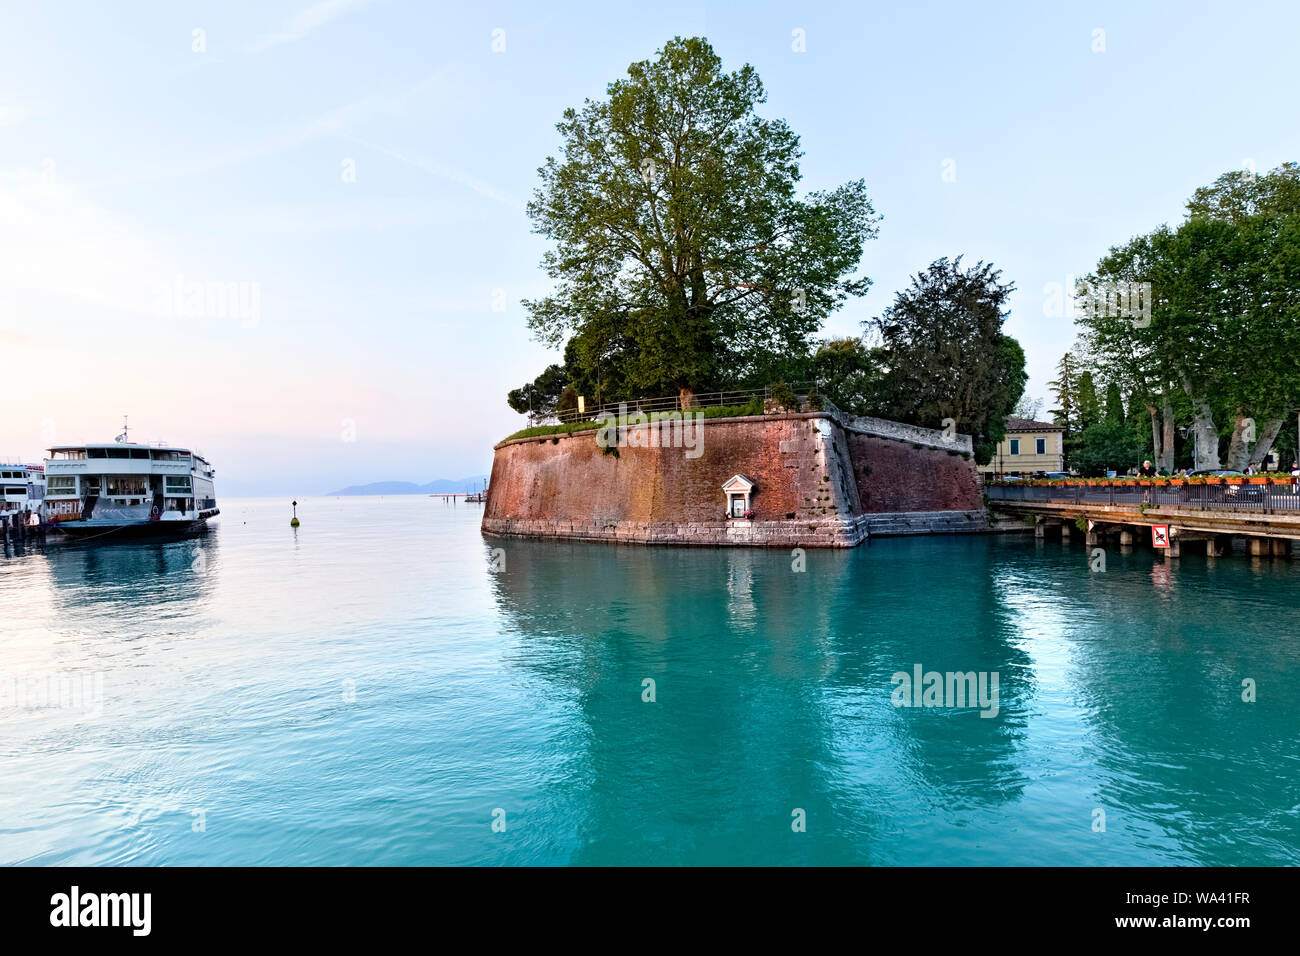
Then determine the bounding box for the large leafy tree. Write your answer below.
[521,36,879,405]
[1080,163,1300,470]
[506,363,569,423]
[808,336,886,416]
[869,257,1026,463]
[1069,419,1150,477]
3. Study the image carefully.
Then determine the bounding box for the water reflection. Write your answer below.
[488,536,1035,863]
[42,532,220,613]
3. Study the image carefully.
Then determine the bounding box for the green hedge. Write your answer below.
[501,397,767,443]
[502,419,605,442]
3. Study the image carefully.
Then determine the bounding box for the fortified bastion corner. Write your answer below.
[482,408,986,548]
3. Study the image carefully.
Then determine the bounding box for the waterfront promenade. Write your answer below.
[988,481,1300,556]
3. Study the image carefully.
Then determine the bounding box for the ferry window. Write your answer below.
[130,449,149,459]
[1036,438,1046,455]
[1009,439,1020,455]
[88,448,108,458]
[48,477,76,493]
[107,448,129,459]
[106,477,146,495]
[165,477,193,493]
[4,487,25,496]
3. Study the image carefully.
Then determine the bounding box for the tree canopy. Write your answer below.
[1077,162,1300,470]
[517,36,879,406]
[868,257,1026,463]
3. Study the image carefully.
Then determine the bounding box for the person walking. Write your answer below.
[1138,459,1157,504]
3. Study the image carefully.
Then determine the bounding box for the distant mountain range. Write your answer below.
[327,476,489,496]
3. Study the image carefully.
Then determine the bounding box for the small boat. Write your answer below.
[43,441,219,540]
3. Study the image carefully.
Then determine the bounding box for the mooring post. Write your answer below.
[1034,516,1045,539]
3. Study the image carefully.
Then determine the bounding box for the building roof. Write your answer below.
[1005,416,1064,433]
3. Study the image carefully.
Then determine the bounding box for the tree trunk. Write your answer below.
[678,386,695,411]
[1148,404,1163,469]
[1178,374,1221,470]
[1160,393,1176,472]
[1184,397,1220,470]
[1225,408,1251,471]
[1247,418,1284,469]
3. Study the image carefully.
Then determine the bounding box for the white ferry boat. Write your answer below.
[43,442,219,540]
[0,461,45,526]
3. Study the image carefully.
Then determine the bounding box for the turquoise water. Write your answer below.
[1,496,1297,866]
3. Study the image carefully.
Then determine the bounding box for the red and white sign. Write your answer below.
[1151,525,1170,548]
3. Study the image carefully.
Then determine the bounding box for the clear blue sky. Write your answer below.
[3,0,1297,494]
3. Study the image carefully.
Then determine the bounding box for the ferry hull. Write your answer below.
[49,512,217,541]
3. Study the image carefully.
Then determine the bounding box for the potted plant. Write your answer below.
[1248,473,1269,485]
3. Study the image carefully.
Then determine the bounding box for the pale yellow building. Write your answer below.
[982,416,1066,478]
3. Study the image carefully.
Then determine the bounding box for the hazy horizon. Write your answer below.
[5,1,1299,492]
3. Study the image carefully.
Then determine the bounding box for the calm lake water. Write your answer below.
[1,496,1298,866]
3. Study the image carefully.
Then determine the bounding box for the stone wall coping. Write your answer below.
[835,413,973,453]
[495,410,973,452]
[494,411,834,450]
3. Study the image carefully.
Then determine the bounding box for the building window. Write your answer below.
[1009,438,1020,455]
[1036,438,1046,455]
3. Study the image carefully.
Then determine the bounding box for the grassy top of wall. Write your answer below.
[502,397,766,443]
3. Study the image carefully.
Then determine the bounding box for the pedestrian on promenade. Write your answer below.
[1138,459,1157,503]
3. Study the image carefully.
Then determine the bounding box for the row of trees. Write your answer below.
[508,37,1026,464]
[1047,353,1154,475]
[1059,162,1300,475]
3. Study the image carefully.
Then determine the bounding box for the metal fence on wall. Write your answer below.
[554,382,837,424]
[986,481,1300,514]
